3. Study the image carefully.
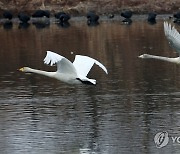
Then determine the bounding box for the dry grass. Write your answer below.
[0,0,179,14]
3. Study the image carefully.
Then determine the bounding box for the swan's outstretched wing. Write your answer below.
[73,55,108,77]
[164,22,180,54]
[44,51,77,75]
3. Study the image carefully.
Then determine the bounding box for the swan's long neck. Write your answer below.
[139,54,180,64]
[24,67,55,78]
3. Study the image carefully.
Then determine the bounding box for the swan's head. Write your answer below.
[18,67,31,72]
[138,54,149,59]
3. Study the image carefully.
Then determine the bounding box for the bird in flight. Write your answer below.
[139,22,180,64]
[19,51,108,85]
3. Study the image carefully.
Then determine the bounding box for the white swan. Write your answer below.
[139,22,180,64]
[19,51,108,85]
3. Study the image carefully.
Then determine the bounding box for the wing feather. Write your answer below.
[73,55,108,77]
[44,51,77,75]
[44,51,64,66]
[164,22,180,54]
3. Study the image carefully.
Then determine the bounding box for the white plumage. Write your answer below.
[73,55,108,77]
[139,22,180,64]
[19,51,108,85]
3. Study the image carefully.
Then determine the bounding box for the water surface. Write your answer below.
[0,19,180,154]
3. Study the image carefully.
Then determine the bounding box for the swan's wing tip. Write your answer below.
[94,60,108,74]
[163,21,180,53]
[163,21,168,25]
[46,50,53,54]
[43,51,64,66]
[103,68,108,74]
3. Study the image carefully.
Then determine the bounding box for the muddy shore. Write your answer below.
[0,0,179,16]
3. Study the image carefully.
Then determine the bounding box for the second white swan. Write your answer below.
[139,22,180,64]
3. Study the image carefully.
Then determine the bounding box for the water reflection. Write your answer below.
[32,21,50,29]
[3,21,13,29]
[0,20,180,154]
[56,21,70,28]
[18,22,30,29]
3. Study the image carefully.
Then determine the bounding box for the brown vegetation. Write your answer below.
[0,0,179,15]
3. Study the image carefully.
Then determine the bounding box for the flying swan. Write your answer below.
[139,22,180,64]
[19,51,108,85]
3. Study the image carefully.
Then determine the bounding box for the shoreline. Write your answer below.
[0,0,179,16]
[0,14,173,24]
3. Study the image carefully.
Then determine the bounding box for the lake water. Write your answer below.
[0,17,180,154]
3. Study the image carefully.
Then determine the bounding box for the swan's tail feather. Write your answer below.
[76,78,96,85]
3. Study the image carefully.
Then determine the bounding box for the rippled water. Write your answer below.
[0,18,180,154]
